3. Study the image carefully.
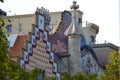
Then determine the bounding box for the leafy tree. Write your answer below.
[100,51,119,80]
[17,68,39,80]
[87,73,98,80]
[71,73,88,80]
[0,17,10,79]
[62,72,74,80]
[0,17,39,80]
[0,18,4,26]
[0,16,21,80]
[45,77,56,80]
[62,72,97,80]
[0,0,4,2]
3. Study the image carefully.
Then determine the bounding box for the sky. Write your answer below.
[0,0,119,47]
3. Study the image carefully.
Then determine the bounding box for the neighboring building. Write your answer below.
[82,22,99,45]
[3,1,119,79]
[91,42,119,66]
[3,14,35,35]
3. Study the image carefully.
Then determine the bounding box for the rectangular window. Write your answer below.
[18,23,22,32]
[6,24,12,33]
[44,31,48,41]
[90,36,95,44]
[78,18,82,23]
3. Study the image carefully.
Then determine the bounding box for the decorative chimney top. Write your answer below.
[64,1,82,36]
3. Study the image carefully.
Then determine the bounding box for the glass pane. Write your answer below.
[18,23,22,32]
[7,25,12,33]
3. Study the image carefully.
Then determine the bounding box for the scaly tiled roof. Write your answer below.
[10,35,28,57]
[49,11,72,58]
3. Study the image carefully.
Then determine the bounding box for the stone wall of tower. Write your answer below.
[64,1,83,75]
[68,35,81,74]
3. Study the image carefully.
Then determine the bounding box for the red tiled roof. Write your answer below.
[10,35,28,57]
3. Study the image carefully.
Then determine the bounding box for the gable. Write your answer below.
[20,7,60,78]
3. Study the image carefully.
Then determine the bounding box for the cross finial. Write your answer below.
[70,1,79,10]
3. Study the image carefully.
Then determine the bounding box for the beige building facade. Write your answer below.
[3,14,35,35]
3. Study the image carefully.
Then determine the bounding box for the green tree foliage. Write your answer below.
[0,0,4,2]
[62,72,98,80]
[0,17,19,79]
[87,73,98,80]
[100,51,119,80]
[0,17,10,79]
[62,72,73,80]
[17,68,39,80]
[0,17,39,80]
[45,77,56,80]
[0,18,4,26]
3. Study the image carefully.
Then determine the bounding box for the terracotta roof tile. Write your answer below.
[10,35,28,57]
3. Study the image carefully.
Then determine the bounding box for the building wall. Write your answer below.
[82,23,99,45]
[24,32,55,77]
[80,47,104,75]
[3,14,35,35]
[49,12,61,30]
[92,43,119,65]
[57,57,69,73]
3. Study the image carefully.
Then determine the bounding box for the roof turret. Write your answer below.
[64,1,82,36]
